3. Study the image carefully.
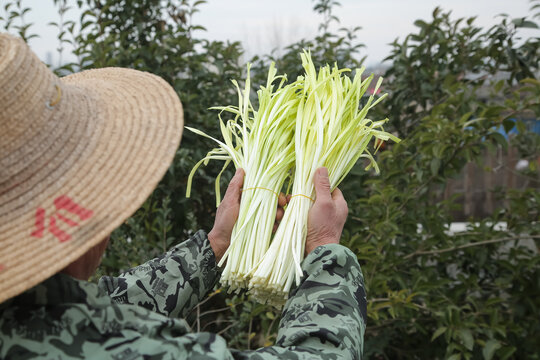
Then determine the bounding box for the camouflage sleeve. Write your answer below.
[231,243,367,360]
[0,243,366,359]
[98,229,218,319]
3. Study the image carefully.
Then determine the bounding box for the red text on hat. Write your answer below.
[31,195,94,242]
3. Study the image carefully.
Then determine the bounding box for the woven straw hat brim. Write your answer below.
[0,35,183,303]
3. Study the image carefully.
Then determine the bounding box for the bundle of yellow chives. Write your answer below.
[187,51,399,305]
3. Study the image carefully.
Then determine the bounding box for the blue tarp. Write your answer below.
[495,118,540,139]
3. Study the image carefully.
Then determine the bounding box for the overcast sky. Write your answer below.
[6,0,538,67]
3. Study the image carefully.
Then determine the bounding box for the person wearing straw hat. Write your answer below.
[0,33,367,359]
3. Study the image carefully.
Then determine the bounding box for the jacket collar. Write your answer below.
[0,273,109,309]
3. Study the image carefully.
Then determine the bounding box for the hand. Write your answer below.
[274,193,289,233]
[208,168,244,263]
[305,167,348,256]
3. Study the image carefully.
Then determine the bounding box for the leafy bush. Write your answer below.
[2,0,539,358]
[344,6,540,359]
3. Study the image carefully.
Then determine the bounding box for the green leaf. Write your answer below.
[494,79,505,93]
[489,132,507,150]
[431,326,447,341]
[458,329,474,350]
[265,311,275,320]
[483,339,501,360]
[502,119,515,133]
[516,120,526,134]
[448,354,461,360]
[499,346,516,360]
[430,157,441,176]
[511,18,539,29]
[414,19,428,28]
[459,111,473,124]
[520,78,540,86]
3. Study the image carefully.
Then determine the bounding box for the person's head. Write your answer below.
[61,236,110,280]
[0,33,184,302]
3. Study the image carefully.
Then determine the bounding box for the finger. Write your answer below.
[276,207,284,222]
[286,194,292,203]
[223,168,245,202]
[313,167,331,202]
[278,193,287,207]
[332,188,348,217]
[273,223,278,233]
[331,187,344,201]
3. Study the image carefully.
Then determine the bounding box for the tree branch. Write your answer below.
[404,235,540,259]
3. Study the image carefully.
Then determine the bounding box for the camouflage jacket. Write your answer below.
[0,230,367,359]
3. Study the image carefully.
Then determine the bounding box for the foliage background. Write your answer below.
[2,0,539,358]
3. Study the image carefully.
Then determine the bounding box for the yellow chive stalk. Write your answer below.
[249,51,400,306]
[186,63,299,291]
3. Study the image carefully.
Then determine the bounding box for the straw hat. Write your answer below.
[0,33,184,303]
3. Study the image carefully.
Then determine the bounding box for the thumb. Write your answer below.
[313,167,331,201]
